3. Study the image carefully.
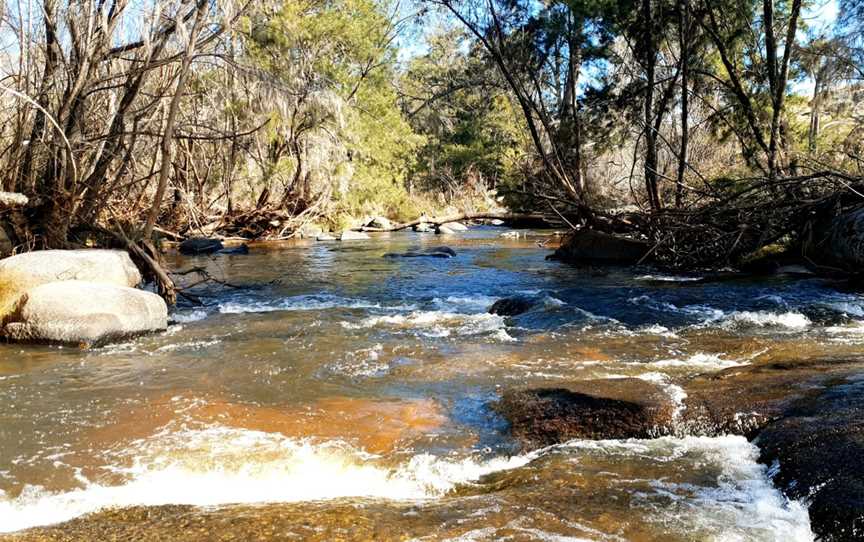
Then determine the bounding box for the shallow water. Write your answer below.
[3,228,864,539]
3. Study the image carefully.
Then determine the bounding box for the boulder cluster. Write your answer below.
[0,250,167,347]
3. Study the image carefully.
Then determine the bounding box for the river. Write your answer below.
[4,227,864,540]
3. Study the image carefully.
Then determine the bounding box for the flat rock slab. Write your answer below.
[757,377,864,540]
[2,280,167,347]
[681,358,864,437]
[0,249,141,320]
[496,378,674,449]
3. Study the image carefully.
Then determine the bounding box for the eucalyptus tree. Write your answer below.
[426,0,630,219]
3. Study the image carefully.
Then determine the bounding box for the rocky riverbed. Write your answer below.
[2,228,863,540]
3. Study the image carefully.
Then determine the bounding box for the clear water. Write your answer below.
[4,228,864,540]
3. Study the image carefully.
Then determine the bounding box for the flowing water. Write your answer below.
[4,228,864,540]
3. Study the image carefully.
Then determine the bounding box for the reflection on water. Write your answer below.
[2,229,861,539]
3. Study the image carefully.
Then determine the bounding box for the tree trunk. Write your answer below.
[642,0,661,210]
[143,2,206,240]
[676,0,690,208]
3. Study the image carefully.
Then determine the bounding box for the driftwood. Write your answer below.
[356,212,552,232]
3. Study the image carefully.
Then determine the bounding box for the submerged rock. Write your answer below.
[551,230,649,265]
[2,280,167,347]
[0,249,141,320]
[179,238,224,255]
[383,246,456,259]
[217,244,250,255]
[496,379,674,449]
[488,296,535,316]
[340,231,370,241]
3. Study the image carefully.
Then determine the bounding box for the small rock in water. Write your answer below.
[298,224,324,238]
[413,223,433,233]
[436,224,456,235]
[339,231,370,241]
[366,216,393,230]
[496,378,674,449]
[444,221,468,231]
[179,238,224,255]
[316,233,337,241]
[488,296,535,316]
[383,246,456,259]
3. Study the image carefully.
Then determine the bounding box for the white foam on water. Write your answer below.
[635,372,688,421]
[155,340,221,353]
[435,295,499,311]
[636,275,703,283]
[556,436,813,541]
[218,294,413,315]
[720,311,811,330]
[343,310,508,339]
[652,353,745,370]
[0,426,533,533]
[171,309,209,323]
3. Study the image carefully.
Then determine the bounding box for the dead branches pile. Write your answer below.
[643,171,864,269]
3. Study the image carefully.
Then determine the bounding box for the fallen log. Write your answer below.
[355,212,554,232]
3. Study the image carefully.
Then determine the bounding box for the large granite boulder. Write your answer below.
[0,249,141,320]
[2,280,167,347]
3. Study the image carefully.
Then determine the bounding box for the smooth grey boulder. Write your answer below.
[436,224,456,235]
[413,223,433,233]
[340,230,370,241]
[2,280,167,347]
[0,249,141,320]
[316,234,337,241]
[443,221,468,231]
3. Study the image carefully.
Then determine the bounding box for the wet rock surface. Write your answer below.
[499,357,864,539]
[488,296,536,316]
[756,377,864,541]
[550,230,649,265]
[496,378,674,448]
[680,358,862,437]
[179,238,224,255]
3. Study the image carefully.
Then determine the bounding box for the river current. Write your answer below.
[3,228,864,540]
